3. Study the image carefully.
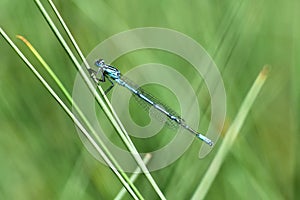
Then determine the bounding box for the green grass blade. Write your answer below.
[46,0,134,147]
[36,1,166,198]
[192,66,270,200]
[16,34,145,200]
[115,154,152,200]
[0,28,142,200]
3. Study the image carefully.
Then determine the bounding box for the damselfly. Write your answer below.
[88,59,213,146]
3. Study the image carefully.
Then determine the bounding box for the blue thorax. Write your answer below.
[95,59,121,80]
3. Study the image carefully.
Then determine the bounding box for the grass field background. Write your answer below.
[0,0,299,199]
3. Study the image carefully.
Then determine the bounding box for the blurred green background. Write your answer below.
[0,0,299,199]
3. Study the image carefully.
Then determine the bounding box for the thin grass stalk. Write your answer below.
[0,27,141,200]
[115,154,152,200]
[16,35,144,200]
[47,0,146,163]
[37,1,166,198]
[191,66,270,200]
[47,0,133,147]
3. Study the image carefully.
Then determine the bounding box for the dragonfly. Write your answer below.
[88,59,213,146]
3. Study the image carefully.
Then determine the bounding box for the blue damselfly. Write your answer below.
[88,59,213,146]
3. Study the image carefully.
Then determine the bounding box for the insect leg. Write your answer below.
[104,76,115,94]
[88,67,106,84]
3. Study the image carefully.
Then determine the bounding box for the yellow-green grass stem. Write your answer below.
[0,28,143,200]
[16,34,145,200]
[115,153,152,200]
[192,66,270,200]
[35,0,166,199]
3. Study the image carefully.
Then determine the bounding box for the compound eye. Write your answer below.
[95,59,105,67]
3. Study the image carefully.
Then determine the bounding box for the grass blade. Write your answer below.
[16,34,145,200]
[36,1,166,198]
[47,0,135,149]
[115,154,152,200]
[0,28,142,200]
[192,66,270,200]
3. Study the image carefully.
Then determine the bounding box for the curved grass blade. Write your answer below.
[115,153,152,200]
[42,1,166,198]
[0,27,143,200]
[46,0,134,146]
[191,66,270,200]
[15,34,144,200]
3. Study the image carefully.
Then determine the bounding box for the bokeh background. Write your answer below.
[0,0,299,199]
